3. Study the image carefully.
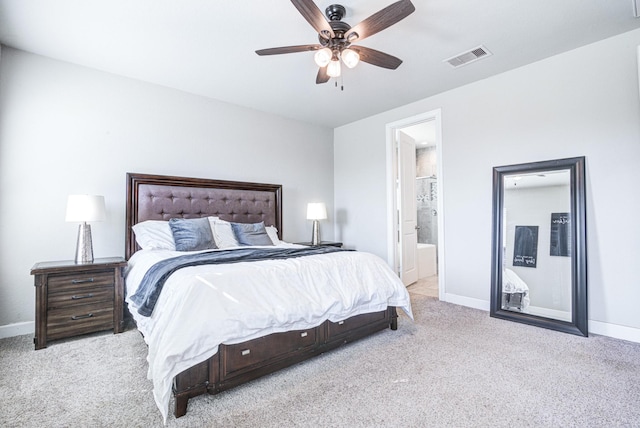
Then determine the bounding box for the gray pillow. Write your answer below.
[169,217,217,251]
[230,221,274,246]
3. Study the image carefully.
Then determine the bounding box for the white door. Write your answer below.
[398,131,418,286]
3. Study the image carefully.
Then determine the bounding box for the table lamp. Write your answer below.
[65,195,106,263]
[306,202,327,245]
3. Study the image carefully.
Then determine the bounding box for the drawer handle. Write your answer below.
[241,349,251,356]
[71,278,95,284]
[300,332,308,337]
[71,293,94,300]
[71,313,94,320]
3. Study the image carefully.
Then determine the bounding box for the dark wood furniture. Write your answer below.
[31,257,127,350]
[125,173,399,418]
[295,240,343,247]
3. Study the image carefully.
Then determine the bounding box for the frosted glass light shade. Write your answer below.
[314,48,332,67]
[65,195,106,222]
[306,202,327,220]
[327,59,341,77]
[341,48,360,68]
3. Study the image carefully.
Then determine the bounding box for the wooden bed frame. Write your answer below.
[125,172,398,418]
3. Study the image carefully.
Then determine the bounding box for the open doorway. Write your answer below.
[386,109,444,300]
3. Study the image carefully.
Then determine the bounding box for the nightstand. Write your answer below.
[295,241,343,248]
[31,257,127,350]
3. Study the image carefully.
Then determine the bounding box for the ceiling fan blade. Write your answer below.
[351,46,403,69]
[316,66,330,84]
[290,0,334,39]
[345,0,415,43]
[256,44,322,56]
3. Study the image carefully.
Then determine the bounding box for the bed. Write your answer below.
[124,172,413,422]
[502,268,530,311]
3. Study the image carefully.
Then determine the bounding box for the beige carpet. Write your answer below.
[1,293,639,427]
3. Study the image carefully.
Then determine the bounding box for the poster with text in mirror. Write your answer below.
[550,212,571,257]
[513,225,538,268]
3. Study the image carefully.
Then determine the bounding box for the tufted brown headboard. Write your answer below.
[125,173,282,259]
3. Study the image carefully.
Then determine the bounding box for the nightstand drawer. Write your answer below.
[47,271,114,293]
[47,301,114,341]
[48,287,114,309]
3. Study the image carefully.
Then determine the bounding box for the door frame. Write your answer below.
[385,109,445,299]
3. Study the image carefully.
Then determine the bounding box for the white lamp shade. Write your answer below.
[314,47,332,67]
[306,202,327,220]
[65,195,106,222]
[327,59,341,78]
[341,48,360,68]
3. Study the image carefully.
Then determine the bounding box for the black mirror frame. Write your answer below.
[490,156,587,336]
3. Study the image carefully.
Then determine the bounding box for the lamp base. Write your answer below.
[311,220,321,246]
[75,223,94,264]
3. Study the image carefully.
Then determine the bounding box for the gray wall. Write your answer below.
[334,29,640,340]
[0,47,334,332]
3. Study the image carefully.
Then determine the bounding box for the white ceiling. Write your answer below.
[1,0,639,128]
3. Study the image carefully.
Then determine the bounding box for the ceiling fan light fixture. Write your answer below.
[327,59,341,77]
[314,47,332,67]
[341,48,360,68]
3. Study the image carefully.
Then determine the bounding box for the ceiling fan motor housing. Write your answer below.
[319,4,352,49]
[325,4,346,21]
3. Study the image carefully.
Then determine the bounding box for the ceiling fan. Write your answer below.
[255,0,415,84]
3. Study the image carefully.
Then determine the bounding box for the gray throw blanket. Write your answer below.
[130,246,352,317]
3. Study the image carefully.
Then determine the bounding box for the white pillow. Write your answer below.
[132,220,176,250]
[266,226,281,245]
[208,217,240,248]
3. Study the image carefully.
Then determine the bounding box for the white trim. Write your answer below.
[0,321,34,340]
[443,293,490,311]
[386,109,445,298]
[589,320,640,343]
[385,125,398,270]
[527,306,571,322]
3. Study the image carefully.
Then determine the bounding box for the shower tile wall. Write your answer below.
[416,146,438,246]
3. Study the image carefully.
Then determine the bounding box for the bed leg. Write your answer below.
[175,396,189,418]
[390,307,398,330]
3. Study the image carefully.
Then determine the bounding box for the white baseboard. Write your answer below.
[443,293,490,311]
[589,320,640,343]
[527,305,571,322]
[0,321,34,340]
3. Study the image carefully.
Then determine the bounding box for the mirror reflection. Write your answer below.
[502,170,572,321]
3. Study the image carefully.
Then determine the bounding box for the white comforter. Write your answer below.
[125,243,413,422]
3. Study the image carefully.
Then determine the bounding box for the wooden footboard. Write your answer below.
[173,307,398,418]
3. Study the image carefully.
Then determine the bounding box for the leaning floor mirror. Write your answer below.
[490,157,587,336]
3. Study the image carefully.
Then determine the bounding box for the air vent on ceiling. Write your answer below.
[444,45,492,68]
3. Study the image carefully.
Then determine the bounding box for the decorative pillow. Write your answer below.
[132,220,176,250]
[266,226,281,245]
[231,221,274,246]
[208,217,240,248]
[168,217,217,252]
